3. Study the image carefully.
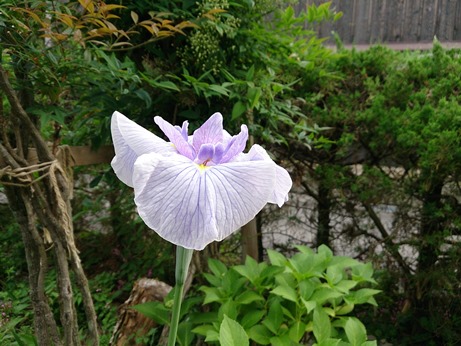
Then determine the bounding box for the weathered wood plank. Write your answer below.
[421,0,438,41]
[455,0,461,40]
[68,145,114,166]
[0,145,115,168]
[354,0,371,43]
[298,0,461,45]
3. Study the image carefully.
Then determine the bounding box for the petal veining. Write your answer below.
[132,153,276,250]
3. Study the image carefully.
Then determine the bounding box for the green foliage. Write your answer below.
[0,282,35,346]
[165,245,377,345]
[194,246,379,345]
[295,42,461,345]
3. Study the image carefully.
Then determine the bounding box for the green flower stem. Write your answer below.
[168,246,194,346]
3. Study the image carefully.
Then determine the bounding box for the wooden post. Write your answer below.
[241,109,260,261]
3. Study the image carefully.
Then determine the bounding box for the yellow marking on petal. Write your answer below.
[198,164,210,171]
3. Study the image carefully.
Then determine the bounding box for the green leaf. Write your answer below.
[143,75,180,91]
[177,321,193,346]
[200,286,222,304]
[134,88,152,108]
[313,308,331,343]
[289,321,306,342]
[11,330,37,346]
[351,263,376,283]
[299,279,316,300]
[260,264,284,283]
[246,65,255,80]
[235,290,264,305]
[325,265,346,285]
[316,338,341,346]
[329,256,359,268]
[346,289,381,305]
[203,272,222,287]
[335,280,358,294]
[189,311,218,324]
[310,287,343,305]
[301,298,317,313]
[208,258,228,277]
[233,256,260,284]
[271,284,298,303]
[131,301,170,325]
[192,324,215,337]
[262,300,283,334]
[317,245,334,261]
[204,329,219,342]
[208,84,230,96]
[269,333,293,346]
[240,309,265,329]
[344,317,367,346]
[231,100,247,120]
[248,324,272,345]
[219,315,249,346]
[247,86,262,109]
[294,245,315,255]
[267,249,287,266]
[218,299,238,320]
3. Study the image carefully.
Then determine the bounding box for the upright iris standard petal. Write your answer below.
[132,153,276,250]
[220,125,249,164]
[111,111,174,187]
[174,121,189,141]
[192,112,223,150]
[154,116,196,160]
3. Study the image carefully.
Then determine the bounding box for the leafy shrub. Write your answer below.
[142,245,379,345]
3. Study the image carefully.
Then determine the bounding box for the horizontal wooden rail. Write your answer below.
[0,145,115,168]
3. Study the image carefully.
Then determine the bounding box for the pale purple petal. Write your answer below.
[220,125,248,163]
[154,116,196,160]
[111,111,173,187]
[212,143,224,164]
[192,112,223,150]
[132,153,276,250]
[238,145,292,207]
[197,144,215,163]
[174,120,189,141]
[272,166,292,207]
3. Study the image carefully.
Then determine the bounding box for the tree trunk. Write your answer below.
[418,181,444,275]
[316,177,331,247]
[0,64,99,345]
[412,179,445,337]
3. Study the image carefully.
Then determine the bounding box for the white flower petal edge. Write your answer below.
[132,153,276,250]
[111,111,174,186]
[238,144,292,207]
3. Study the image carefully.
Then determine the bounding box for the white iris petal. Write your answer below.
[132,153,276,250]
[111,111,173,186]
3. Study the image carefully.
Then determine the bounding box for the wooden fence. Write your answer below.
[300,0,461,45]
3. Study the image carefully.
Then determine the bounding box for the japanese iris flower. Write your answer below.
[111,111,292,250]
